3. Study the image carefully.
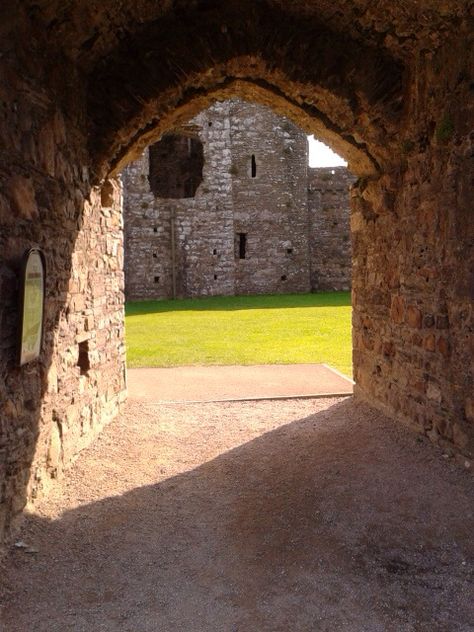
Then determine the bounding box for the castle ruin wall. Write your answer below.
[308,167,356,291]
[123,100,353,300]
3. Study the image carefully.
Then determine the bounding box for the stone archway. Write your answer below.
[0,0,472,544]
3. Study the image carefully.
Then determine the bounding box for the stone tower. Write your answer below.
[122,99,353,300]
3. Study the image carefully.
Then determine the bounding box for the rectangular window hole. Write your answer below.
[154,276,160,283]
[237,233,247,259]
[251,154,257,178]
[286,248,293,255]
[281,275,287,281]
[77,340,90,375]
[214,274,218,280]
[153,227,158,233]
[152,253,158,258]
[213,248,217,255]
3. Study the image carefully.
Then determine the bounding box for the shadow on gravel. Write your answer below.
[2,399,473,631]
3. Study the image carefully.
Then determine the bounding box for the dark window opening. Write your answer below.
[213,249,217,255]
[77,340,90,375]
[208,121,213,127]
[214,274,218,280]
[153,227,158,233]
[152,253,157,258]
[237,233,247,259]
[184,178,199,198]
[154,276,160,283]
[251,154,257,178]
[148,134,204,199]
[281,275,287,281]
[286,248,293,255]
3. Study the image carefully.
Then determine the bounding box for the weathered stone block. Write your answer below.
[406,305,422,328]
[8,175,38,220]
[423,333,436,352]
[390,295,405,324]
[436,336,450,357]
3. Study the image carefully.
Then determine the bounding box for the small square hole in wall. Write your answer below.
[208,121,213,127]
[281,275,287,281]
[154,276,160,283]
[77,340,90,375]
[152,253,157,258]
[286,248,293,255]
[214,274,218,280]
[153,227,158,233]
[213,249,217,255]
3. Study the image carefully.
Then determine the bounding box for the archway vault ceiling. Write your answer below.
[19,0,468,65]
[10,0,471,178]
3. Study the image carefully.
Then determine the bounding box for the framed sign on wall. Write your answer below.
[18,248,46,366]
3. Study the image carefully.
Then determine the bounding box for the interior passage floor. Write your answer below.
[1,397,473,631]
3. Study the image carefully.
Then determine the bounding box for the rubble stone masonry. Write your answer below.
[0,53,126,540]
[308,167,356,291]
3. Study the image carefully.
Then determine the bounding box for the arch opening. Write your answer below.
[122,98,355,303]
[0,0,472,553]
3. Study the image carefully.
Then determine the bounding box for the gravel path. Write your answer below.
[1,397,473,631]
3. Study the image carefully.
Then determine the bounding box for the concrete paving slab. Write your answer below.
[127,364,353,403]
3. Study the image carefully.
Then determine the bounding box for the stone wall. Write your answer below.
[123,100,352,300]
[37,181,126,487]
[308,167,356,291]
[0,49,126,542]
[229,100,311,295]
[351,39,474,457]
[123,102,236,299]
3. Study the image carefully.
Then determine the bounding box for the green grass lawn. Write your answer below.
[125,291,352,376]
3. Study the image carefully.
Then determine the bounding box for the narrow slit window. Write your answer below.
[154,276,160,283]
[77,340,90,375]
[251,154,256,178]
[238,233,247,259]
